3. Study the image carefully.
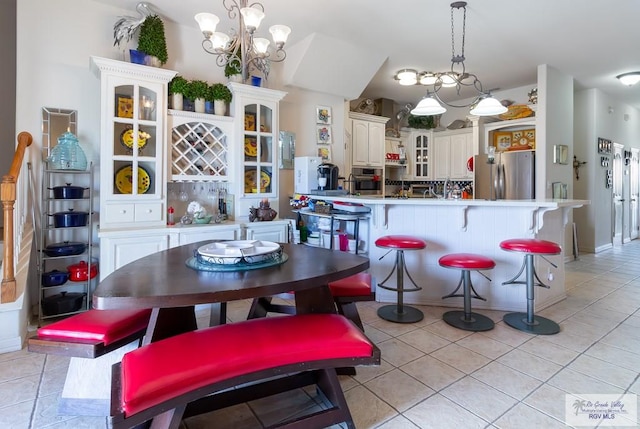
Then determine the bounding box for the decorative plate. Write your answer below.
[244,137,257,157]
[186,252,288,272]
[120,128,149,150]
[244,170,271,193]
[115,165,151,194]
[196,240,282,265]
[498,105,534,120]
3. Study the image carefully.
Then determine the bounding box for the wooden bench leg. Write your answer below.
[336,301,364,331]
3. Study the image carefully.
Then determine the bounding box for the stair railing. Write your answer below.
[1,132,33,303]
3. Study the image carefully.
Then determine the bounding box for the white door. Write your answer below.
[613,143,624,244]
[630,148,639,240]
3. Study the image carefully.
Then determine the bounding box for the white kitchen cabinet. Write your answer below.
[90,56,177,230]
[98,230,178,281]
[178,224,241,245]
[229,83,286,222]
[410,130,433,180]
[433,129,473,180]
[168,110,234,182]
[350,112,388,168]
[244,220,290,242]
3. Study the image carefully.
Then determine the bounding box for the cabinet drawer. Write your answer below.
[134,203,163,222]
[105,203,135,223]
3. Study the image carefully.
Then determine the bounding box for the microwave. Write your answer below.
[351,167,382,195]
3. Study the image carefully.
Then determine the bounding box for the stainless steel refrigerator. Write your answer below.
[474,151,535,200]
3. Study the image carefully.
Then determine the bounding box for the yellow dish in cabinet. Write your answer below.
[115,165,151,194]
[244,170,270,193]
[120,128,149,150]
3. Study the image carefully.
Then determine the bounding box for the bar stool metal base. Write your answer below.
[443,310,494,331]
[503,312,560,335]
[377,304,424,323]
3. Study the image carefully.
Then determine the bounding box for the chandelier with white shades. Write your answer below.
[396,2,507,117]
[195,0,291,83]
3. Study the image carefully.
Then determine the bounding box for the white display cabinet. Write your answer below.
[90,56,176,230]
[228,83,286,221]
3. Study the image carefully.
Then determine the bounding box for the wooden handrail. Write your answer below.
[2,132,33,303]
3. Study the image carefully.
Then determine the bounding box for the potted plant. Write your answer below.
[407,114,438,129]
[184,80,209,113]
[168,76,188,110]
[208,83,233,116]
[224,53,242,82]
[137,15,168,67]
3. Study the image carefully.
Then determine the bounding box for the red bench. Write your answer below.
[247,272,374,330]
[110,313,380,429]
[28,309,152,358]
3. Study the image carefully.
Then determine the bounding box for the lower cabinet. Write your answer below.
[99,221,287,280]
[244,220,290,242]
[99,230,177,281]
[178,225,241,245]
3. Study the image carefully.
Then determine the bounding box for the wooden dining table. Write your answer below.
[92,241,371,343]
[63,241,370,416]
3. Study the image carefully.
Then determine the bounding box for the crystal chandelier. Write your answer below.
[195,0,291,84]
[395,2,507,117]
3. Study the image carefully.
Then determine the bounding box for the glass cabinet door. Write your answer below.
[243,103,274,195]
[413,132,430,179]
[111,82,160,197]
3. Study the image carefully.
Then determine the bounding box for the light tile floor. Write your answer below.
[3,242,640,428]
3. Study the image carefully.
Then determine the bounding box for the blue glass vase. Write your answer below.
[48,131,87,171]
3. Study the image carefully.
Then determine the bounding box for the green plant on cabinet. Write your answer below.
[137,15,168,65]
[169,75,189,95]
[184,80,209,101]
[208,83,232,103]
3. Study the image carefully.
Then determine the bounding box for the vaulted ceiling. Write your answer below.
[98,0,640,109]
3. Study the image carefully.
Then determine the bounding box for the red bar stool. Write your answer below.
[500,238,562,335]
[439,253,496,331]
[375,235,426,323]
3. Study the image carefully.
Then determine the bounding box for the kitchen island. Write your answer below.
[307,195,589,312]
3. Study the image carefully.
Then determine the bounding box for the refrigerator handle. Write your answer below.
[498,164,505,199]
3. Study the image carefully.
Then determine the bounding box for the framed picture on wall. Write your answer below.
[317,146,331,161]
[316,106,332,124]
[317,125,332,144]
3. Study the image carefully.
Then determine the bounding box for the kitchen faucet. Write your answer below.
[345,173,355,195]
[432,178,450,199]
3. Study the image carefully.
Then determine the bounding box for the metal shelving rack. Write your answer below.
[38,162,95,323]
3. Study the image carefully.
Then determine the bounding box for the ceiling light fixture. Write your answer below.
[195,0,291,84]
[395,2,507,117]
[617,72,640,86]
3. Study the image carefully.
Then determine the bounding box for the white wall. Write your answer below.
[573,88,640,252]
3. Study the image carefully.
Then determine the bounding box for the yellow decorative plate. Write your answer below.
[120,128,149,150]
[115,165,151,194]
[244,137,257,157]
[498,105,534,120]
[244,170,271,193]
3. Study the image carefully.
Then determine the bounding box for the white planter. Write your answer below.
[228,74,242,83]
[172,93,183,111]
[214,100,226,116]
[194,98,205,113]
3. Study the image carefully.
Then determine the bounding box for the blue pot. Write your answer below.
[130,49,146,65]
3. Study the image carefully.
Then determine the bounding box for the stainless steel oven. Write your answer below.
[351,167,382,195]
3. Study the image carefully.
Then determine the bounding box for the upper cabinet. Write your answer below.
[228,83,286,221]
[90,56,177,230]
[350,112,389,168]
[168,110,234,182]
[433,129,473,180]
[410,130,432,180]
